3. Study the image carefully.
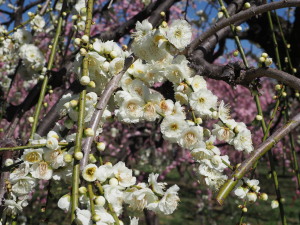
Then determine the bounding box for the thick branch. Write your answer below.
[80,55,136,169]
[190,55,300,91]
[216,112,300,205]
[188,0,300,54]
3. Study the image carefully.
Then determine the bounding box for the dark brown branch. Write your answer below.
[188,0,300,55]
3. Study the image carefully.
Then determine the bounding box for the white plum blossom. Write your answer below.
[189,89,218,117]
[58,194,71,211]
[82,164,98,182]
[113,162,136,188]
[166,19,192,50]
[30,161,53,180]
[148,173,166,195]
[160,115,188,142]
[147,185,180,215]
[21,148,44,164]
[94,206,115,225]
[30,15,46,32]
[96,164,114,182]
[76,208,92,225]
[124,187,157,210]
[178,126,204,149]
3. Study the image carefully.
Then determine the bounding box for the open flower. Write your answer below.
[166,19,192,50]
[82,164,98,182]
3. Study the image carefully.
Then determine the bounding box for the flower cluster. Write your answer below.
[3,131,74,217]
[234,178,268,205]
[113,19,254,191]
[74,39,129,94]
[57,162,180,224]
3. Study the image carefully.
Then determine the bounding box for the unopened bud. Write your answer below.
[261,52,268,58]
[265,58,273,66]
[89,154,97,163]
[28,117,34,123]
[88,81,96,88]
[81,35,89,43]
[109,178,119,186]
[92,215,101,222]
[244,2,251,9]
[84,128,94,137]
[80,76,90,86]
[74,38,81,46]
[64,154,73,163]
[96,142,106,151]
[80,48,87,56]
[260,193,268,201]
[74,152,83,160]
[282,92,287,97]
[256,115,263,121]
[79,186,87,194]
[160,11,166,17]
[259,57,266,63]
[95,196,106,206]
[235,26,242,32]
[5,159,14,167]
[275,84,281,91]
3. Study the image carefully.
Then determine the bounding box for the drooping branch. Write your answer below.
[216,112,300,205]
[190,54,300,91]
[188,0,300,54]
[80,55,136,169]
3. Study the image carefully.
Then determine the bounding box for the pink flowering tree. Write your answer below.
[0,0,300,224]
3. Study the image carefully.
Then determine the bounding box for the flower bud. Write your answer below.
[233,50,239,57]
[80,76,90,86]
[282,92,287,97]
[259,57,266,63]
[261,52,268,58]
[105,162,112,167]
[70,100,78,108]
[265,58,273,66]
[95,196,106,206]
[84,128,94,137]
[242,207,248,213]
[64,154,73,163]
[74,38,81,46]
[74,152,83,160]
[235,26,242,32]
[255,115,263,121]
[88,81,96,88]
[28,116,34,123]
[81,35,89,43]
[109,178,119,186]
[212,111,218,119]
[259,193,268,201]
[244,2,251,9]
[92,214,101,222]
[195,117,203,125]
[79,186,87,194]
[5,159,14,167]
[160,11,166,16]
[80,48,87,56]
[246,192,257,203]
[275,84,281,91]
[89,154,97,163]
[271,200,279,209]
[218,11,224,18]
[96,142,106,151]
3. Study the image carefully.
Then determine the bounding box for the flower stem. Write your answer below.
[29,6,65,139]
[70,0,94,222]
